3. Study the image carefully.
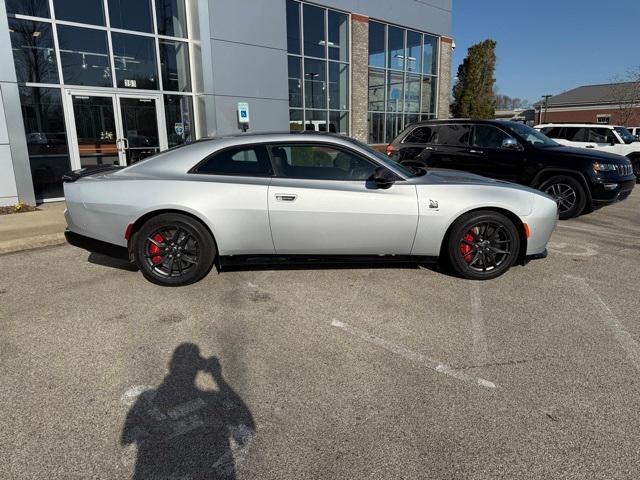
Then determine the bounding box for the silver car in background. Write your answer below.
[63,133,558,286]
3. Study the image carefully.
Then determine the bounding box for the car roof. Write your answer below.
[406,119,526,128]
[536,123,620,128]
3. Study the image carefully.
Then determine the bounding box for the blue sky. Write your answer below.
[452,0,640,103]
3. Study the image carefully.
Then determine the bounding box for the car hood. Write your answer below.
[540,145,630,163]
[409,168,521,187]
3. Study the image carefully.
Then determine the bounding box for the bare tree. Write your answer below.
[610,67,640,126]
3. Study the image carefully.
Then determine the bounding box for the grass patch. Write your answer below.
[0,202,39,215]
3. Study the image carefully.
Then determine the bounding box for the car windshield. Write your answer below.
[614,127,636,144]
[346,138,417,177]
[510,123,559,147]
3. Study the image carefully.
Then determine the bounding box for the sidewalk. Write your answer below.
[0,202,67,255]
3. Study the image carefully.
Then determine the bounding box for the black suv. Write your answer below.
[387,120,635,219]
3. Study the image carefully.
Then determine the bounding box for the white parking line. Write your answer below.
[470,282,490,364]
[557,224,640,242]
[567,275,640,372]
[331,319,496,389]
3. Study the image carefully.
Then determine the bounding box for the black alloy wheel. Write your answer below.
[447,210,520,280]
[133,213,216,286]
[631,157,640,183]
[540,175,587,220]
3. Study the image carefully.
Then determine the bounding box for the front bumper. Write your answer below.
[591,177,635,205]
[65,229,129,260]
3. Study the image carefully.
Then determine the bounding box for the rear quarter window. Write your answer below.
[403,126,434,144]
[192,145,272,176]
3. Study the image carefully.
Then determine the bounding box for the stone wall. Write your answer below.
[437,37,453,119]
[350,14,369,142]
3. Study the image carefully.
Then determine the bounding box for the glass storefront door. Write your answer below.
[65,89,167,169]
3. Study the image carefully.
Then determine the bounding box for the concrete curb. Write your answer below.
[0,233,67,255]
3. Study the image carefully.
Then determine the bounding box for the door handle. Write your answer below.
[585,145,595,148]
[424,146,436,151]
[469,149,484,154]
[122,137,129,150]
[275,193,297,202]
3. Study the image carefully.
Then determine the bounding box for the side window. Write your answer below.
[432,124,471,146]
[194,145,272,176]
[472,125,511,149]
[542,127,564,138]
[588,128,611,143]
[404,126,434,144]
[564,127,588,142]
[269,144,378,180]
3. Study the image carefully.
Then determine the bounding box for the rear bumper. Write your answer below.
[65,229,129,260]
[591,178,635,205]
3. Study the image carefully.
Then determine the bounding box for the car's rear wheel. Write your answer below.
[630,156,640,183]
[132,213,216,286]
[540,175,586,220]
[446,211,520,280]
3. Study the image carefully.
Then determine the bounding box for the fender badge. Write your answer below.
[429,199,439,209]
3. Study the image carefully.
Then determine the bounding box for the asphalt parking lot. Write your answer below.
[1,191,639,480]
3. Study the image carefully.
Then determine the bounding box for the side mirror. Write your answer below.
[372,166,397,189]
[607,135,617,146]
[501,137,522,150]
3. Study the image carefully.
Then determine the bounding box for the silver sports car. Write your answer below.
[63,133,558,286]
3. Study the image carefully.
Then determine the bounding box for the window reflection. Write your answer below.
[286,0,300,55]
[5,0,50,17]
[18,87,70,200]
[8,19,59,84]
[52,0,104,26]
[406,31,422,73]
[327,10,348,62]
[368,69,385,112]
[304,58,326,109]
[108,0,153,33]
[287,56,302,108]
[112,33,158,90]
[368,21,385,68]
[155,0,187,38]
[57,26,112,87]
[303,4,325,58]
[423,35,439,75]
[387,26,404,71]
[159,39,191,92]
[328,62,348,110]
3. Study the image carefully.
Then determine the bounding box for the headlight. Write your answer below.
[592,163,617,172]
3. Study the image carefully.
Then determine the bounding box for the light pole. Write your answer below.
[540,94,552,123]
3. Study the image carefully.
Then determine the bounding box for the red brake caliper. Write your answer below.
[459,231,475,264]
[148,233,165,265]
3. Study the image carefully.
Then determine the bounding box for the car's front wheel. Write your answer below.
[540,175,587,220]
[446,210,520,280]
[132,213,216,286]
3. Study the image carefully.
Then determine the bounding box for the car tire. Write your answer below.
[132,213,216,286]
[540,175,587,220]
[446,210,520,280]
[630,156,640,183]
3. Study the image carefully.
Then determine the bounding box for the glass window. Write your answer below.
[289,109,303,131]
[405,74,421,113]
[57,26,111,87]
[404,113,419,129]
[368,21,385,68]
[368,69,385,112]
[195,146,272,176]
[387,71,403,113]
[541,127,563,139]
[18,87,70,200]
[287,56,302,108]
[404,126,435,144]
[564,127,588,142]
[472,125,510,149]
[303,4,325,58]
[304,109,327,132]
[588,128,613,143]
[155,0,187,38]
[269,144,377,180]
[385,113,402,143]
[112,33,158,90]
[5,0,49,17]
[72,95,119,167]
[327,10,348,62]
[108,0,153,33]
[368,112,384,144]
[406,31,422,73]
[433,124,471,146]
[164,94,193,147]
[387,26,404,70]
[329,111,348,135]
[421,76,437,114]
[53,0,104,26]
[286,0,300,55]
[423,35,438,75]
[304,58,326,109]
[159,39,190,92]
[8,19,59,84]
[328,62,348,110]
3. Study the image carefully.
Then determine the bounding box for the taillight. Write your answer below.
[386,144,397,156]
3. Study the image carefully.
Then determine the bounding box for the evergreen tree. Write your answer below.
[451,40,497,118]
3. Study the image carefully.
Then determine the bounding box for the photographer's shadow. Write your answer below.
[121,344,254,479]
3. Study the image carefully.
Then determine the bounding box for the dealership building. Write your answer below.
[0,0,452,205]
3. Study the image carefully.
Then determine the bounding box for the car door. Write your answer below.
[189,144,275,255]
[395,125,436,163]
[469,124,525,182]
[586,127,621,154]
[267,143,418,255]
[422,124,477,171]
